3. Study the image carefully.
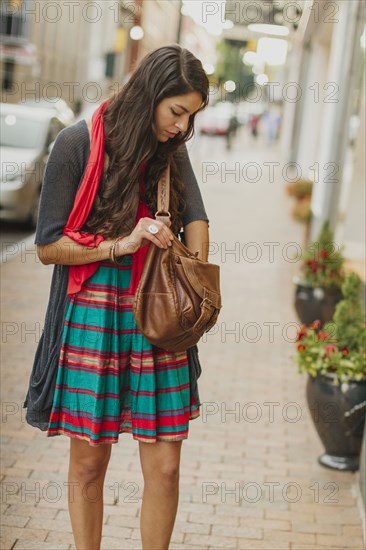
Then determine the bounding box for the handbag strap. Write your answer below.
[155,163,171,226]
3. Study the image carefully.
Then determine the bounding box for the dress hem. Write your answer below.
[46,409,201,447]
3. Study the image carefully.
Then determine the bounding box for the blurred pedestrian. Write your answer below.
[249,113,260,138]
[226,112,239,150]
[24,45,210,550]
[262,109,281,145]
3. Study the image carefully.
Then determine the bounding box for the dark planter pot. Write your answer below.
[294,280,343,326]
[306,373,366,471]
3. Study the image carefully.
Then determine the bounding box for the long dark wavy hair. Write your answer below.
[85,44,209,237]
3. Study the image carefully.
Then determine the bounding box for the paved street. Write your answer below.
[1,128,364,549]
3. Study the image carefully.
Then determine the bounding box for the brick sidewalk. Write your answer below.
[1,132,364,549]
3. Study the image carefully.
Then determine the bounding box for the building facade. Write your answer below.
[1,0,217,111]
[281,0,365,263]
[1,0,142,110]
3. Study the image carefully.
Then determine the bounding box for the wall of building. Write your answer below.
[1,1,220,110]
[138,0,180,63]
[27,0,123,109]
[1,0,138,109]
[281,0,365,267]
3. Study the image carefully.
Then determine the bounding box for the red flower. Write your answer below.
[320,250,330,258]
[296,325,308,341]
[325,344,337,357]
[317,331,330,341]
[309,320,321,330]
[341,347,349,355]
[306,260,318,272]
[297,344,307,352]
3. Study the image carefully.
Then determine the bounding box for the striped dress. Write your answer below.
[47,255,201,446]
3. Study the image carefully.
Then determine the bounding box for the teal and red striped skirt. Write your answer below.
[47,256,200,446]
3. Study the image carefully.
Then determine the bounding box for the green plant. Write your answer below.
[214,41,254,96]
[299,220,346,289]
[286,179,313,200]
[295,273,366,383]
[291,197,311,224]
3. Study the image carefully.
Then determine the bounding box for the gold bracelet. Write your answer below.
[109,238,117,263]
[110,236,125,264]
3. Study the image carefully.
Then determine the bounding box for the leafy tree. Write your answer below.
[214,40,254,102]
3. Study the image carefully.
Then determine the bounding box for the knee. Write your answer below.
[71,446,111,483]
[149,462,180,492]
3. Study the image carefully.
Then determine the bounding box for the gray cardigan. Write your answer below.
[23,121,208,430]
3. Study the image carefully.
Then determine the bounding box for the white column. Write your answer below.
[280,44,304,162]
[294,40,329,179]
[339,74,365,262]
[309,0,365,240]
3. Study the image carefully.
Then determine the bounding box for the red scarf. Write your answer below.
[63,99,151,296]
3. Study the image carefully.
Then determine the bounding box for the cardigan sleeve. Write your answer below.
[34,122,90,245]
[174,143,209,227]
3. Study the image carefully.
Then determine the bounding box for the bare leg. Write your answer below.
[138,440,182,550]
[68,438,112,550]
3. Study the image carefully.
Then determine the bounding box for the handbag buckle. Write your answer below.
[200,297,213,310]
[155,210,171,218]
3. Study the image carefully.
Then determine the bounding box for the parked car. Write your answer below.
[46,101,99,157]
[19,98,75,127]
[199,102,235,136]
[236,100,266,126]
[199,102,239,149]
[0,102,70,227]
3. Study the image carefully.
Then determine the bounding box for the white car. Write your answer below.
[0,103,70,227]
[199,102,238,136]
[19,98,75,127]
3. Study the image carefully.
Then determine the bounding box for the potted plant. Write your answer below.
[293,220,346,325]
[291,198,311,240]
[286,179,313,201]
[286,179,313,242]
[295,272,366,471]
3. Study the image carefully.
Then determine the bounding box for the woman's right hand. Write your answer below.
[116,217,174,255]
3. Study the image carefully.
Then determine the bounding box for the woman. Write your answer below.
[25,45,210,549]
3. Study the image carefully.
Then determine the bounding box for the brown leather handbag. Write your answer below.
[133,164,222,352]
